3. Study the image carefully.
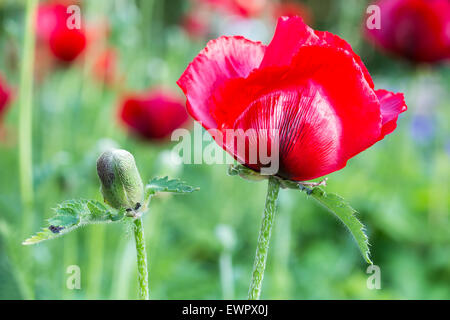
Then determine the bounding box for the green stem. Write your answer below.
[86,225,105,299]
[15,0,37,300]
[248,176,280,300]
[219,251,234,299]
[19,0,37,235]
[133,218,149,300]
[110,240,135,299]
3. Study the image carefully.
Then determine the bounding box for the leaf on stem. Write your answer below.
[23,199,125,245]
[227,164,267,181]
[307,187,372,264]
[279,180,371,263]
[145,176,199,197]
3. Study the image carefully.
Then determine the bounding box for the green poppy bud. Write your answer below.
[96,149,144,210]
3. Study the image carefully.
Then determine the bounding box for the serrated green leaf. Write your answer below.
[306,187,372,264]
[47,214,79,227]
[87,200,110,219]
[22,228,55,246]
[23,199,125,245]
[145,176,199,197]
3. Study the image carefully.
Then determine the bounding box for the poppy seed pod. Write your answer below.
[96,149,144,210]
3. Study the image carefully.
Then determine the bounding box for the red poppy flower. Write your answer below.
[365,0,450,63]
[36,2,87,63]
[119,88,189,141]
[177,16,407,181]
[0,74,12,119]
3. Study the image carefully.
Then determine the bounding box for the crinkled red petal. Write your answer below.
[376,89,408,139]
[261,16,374,88]
[177,36,266,130]
[212,45,382,180]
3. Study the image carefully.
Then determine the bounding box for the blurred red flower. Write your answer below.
[182,11,210,39]
[0,75,12,119]
[365,0,450,63]
[271,1,313,25]
[119,88,189,141]
[92,48,118,86]
[201,0,266,18]
[36,1,87,63]
[178,16,407,181]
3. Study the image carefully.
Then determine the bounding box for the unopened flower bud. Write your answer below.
[96,149,144,210]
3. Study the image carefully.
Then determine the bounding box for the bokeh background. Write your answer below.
[0,0,449,299]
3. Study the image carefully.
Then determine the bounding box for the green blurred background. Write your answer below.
[0,0,449,299]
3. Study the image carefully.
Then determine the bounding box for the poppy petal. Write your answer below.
[314,30,375,88]
[229,85,344,180]
[213,45,382,180]
[376,89,408,138]
[177,36,266,130]
[259,16,318,68]
[260,17,374,88]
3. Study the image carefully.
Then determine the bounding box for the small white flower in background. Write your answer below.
[215,224,237,252]
[95,138,120,155]
[155,150,183,177]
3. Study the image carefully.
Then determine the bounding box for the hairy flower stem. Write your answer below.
[133,218,149,300]
[248,176,281,300]
[19,0,37,236]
